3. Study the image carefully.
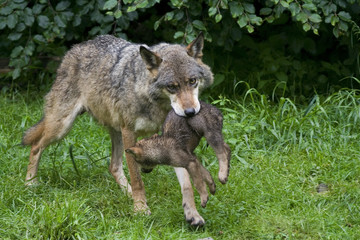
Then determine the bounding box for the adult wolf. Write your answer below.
[22,33,213,226]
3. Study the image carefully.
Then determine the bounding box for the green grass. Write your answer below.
[0,88,359,239]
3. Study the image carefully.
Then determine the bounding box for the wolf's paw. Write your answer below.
[25,178,39,187]
[184,209,205,226]
[134,201,151,216]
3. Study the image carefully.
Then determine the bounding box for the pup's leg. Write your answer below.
[186,158,216,208]
[121,128,150,215]
[204,132,231,184]
[174,167,205,226]
[23,101,83,185]
[109,128,132,196]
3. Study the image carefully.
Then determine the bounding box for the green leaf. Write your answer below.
[237,15,247,28]
[7,14,18,29]
[260,8,272,16]
[309,14,321,23]
[338,20,348,32]
[24,8,35,26]
[15,22,26,32]
[154,18,162,30]
[127,5,137,12]
[208,7,216,17]
[33,34,46,43]
[249,14,262,26]
[0,17,6,29]
[215,13,222,23]
[12,68,21,79]
[136,0,148,8]
[303,22,311,32]
[24,43,35,56]
[303,3,317,11]
[192,20,206,30]
[73,15,81,27]
[289,3,300,16]
[37,15,50,28]
[174,10,184,20]
[165,11,174,21]
[338,11,351,21]
[89,26,100,35]
[55,1,71,11]
[10,46,23,58]
[280,0,289,8]
[8,32,22,41]
[114,9,122,19]
[243,3,255,14]
[103,0,117,10]
[229,2,243,18]
[33,4,45,15]
[296,12,308,23]
[185,22,193,33]
[246,25,254,33]
[0,6,12,15]
[174,31,184,39]
[330,15,339,26]
[55,15,66,28]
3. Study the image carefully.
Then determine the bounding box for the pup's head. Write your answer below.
[140,32,213,117]
[125,145,155,173]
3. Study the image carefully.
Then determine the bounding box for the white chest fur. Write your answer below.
[134,117,159,134]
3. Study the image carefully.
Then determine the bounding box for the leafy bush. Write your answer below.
[0,0,359,98]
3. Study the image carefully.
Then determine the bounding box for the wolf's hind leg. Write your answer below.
[23,101,83,185]
[109,128,132,196]
[174,167,205,226]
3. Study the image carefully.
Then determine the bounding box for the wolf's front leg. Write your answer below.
[122,128,150,215]
[174,167,205,226]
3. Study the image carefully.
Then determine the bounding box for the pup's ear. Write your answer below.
[140,46,162,76]
[125,147,143,159]
[186,32,204,59]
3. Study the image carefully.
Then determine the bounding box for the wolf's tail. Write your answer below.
[22,119,45,146]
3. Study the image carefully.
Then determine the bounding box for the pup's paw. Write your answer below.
[208,181,216,195]
[200,193,209,208]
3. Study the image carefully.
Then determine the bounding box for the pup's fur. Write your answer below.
[126,101,231,223]
[22,34,213,225]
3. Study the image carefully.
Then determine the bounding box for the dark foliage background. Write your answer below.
[0,0,359,100]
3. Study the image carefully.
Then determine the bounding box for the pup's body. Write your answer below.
[22,34,213,225]
[126,101,231,219]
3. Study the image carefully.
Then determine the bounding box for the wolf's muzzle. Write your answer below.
[184,108,196,117]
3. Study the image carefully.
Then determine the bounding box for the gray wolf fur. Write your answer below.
[126,101,231,214]
[22,33,213,225]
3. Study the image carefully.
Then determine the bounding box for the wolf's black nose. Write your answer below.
[184,108,195,117]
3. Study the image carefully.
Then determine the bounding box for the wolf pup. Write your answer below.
[22,33,213,225]
[126,101,231,224]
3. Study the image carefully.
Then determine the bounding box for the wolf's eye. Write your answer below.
[167,84,178,93]
[189,78,197,86]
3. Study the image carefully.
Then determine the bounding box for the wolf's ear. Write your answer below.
[186,32,204,59]
[140,46,162,76]
[125,147,143,159]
